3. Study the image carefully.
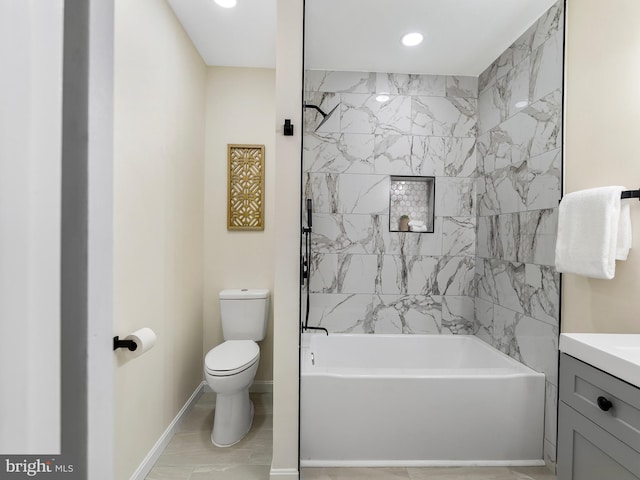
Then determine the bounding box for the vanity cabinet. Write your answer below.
[557,353,640,480]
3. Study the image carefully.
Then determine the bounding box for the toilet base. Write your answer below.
[211,388,254,447]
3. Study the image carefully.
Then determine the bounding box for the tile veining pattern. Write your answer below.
[303,71,478,335]
[302,0,562,467]
[475,1,563,466]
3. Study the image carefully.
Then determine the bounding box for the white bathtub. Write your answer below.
[300,333,545,467]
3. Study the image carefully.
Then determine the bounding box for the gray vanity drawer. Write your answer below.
[558,402,640,479]
[560,353,640,450]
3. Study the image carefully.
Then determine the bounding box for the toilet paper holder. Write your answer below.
[113,336,138,352]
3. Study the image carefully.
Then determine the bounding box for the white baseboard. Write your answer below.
[270,467,299,479]
[129,381,206,480]
[201,379,273,394]
[300,459,546,468]
[251,380,273,393]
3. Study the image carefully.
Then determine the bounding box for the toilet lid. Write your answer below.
[205,340,259,375]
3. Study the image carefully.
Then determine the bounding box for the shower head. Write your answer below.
[315,104,339,131]
[304,103,340,132]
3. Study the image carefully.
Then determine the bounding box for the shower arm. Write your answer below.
[304,103,340,132]
[303,104,329,117]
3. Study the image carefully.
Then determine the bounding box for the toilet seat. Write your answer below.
[205,340,259,377]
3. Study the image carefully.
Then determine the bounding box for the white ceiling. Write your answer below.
[167,0,277,69]
[168,0,558,76]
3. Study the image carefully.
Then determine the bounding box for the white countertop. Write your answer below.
[560,333,640,388]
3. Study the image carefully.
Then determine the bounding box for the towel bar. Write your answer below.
[621,189,640,200]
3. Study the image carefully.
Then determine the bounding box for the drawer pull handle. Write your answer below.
[597,396,613,412]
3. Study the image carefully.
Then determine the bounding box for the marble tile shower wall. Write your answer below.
[303,71,478,335]
[474,0,563,466]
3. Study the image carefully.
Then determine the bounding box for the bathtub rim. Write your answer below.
[301,332,545,377]
[301,368,544,379]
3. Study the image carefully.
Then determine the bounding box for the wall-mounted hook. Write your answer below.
[283,119,294,136]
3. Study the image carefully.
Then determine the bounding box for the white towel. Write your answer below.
[555,186,632,279]
[410,225,428,232]
[617,201,632,261]
[408,220,425,227]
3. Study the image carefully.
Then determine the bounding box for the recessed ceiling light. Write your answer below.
[376,94,390,103]
[214,0,237,8]
[401,32,423,47]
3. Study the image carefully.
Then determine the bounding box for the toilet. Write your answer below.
[204,288,269,447]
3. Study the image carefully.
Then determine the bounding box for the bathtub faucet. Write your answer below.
[302,325,329,335]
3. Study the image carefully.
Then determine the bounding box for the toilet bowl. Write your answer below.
[205,340,260,446]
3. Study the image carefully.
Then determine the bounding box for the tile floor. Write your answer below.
[300,467,556,480]
[145,391,273,480]
[146,392,556,480]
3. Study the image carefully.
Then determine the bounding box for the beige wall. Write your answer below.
[113,0,206,478]
[204,66,276,382]
[563,0,640,333]
[270,0,303,477]
[108,1,640,477]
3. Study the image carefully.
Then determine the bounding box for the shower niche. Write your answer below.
[389,176,435,233]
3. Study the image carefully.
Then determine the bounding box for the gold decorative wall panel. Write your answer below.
[227,144,265,230]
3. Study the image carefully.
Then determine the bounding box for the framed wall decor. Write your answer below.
[227,144,265,230]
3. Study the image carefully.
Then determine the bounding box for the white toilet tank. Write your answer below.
[219,289,269,341]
